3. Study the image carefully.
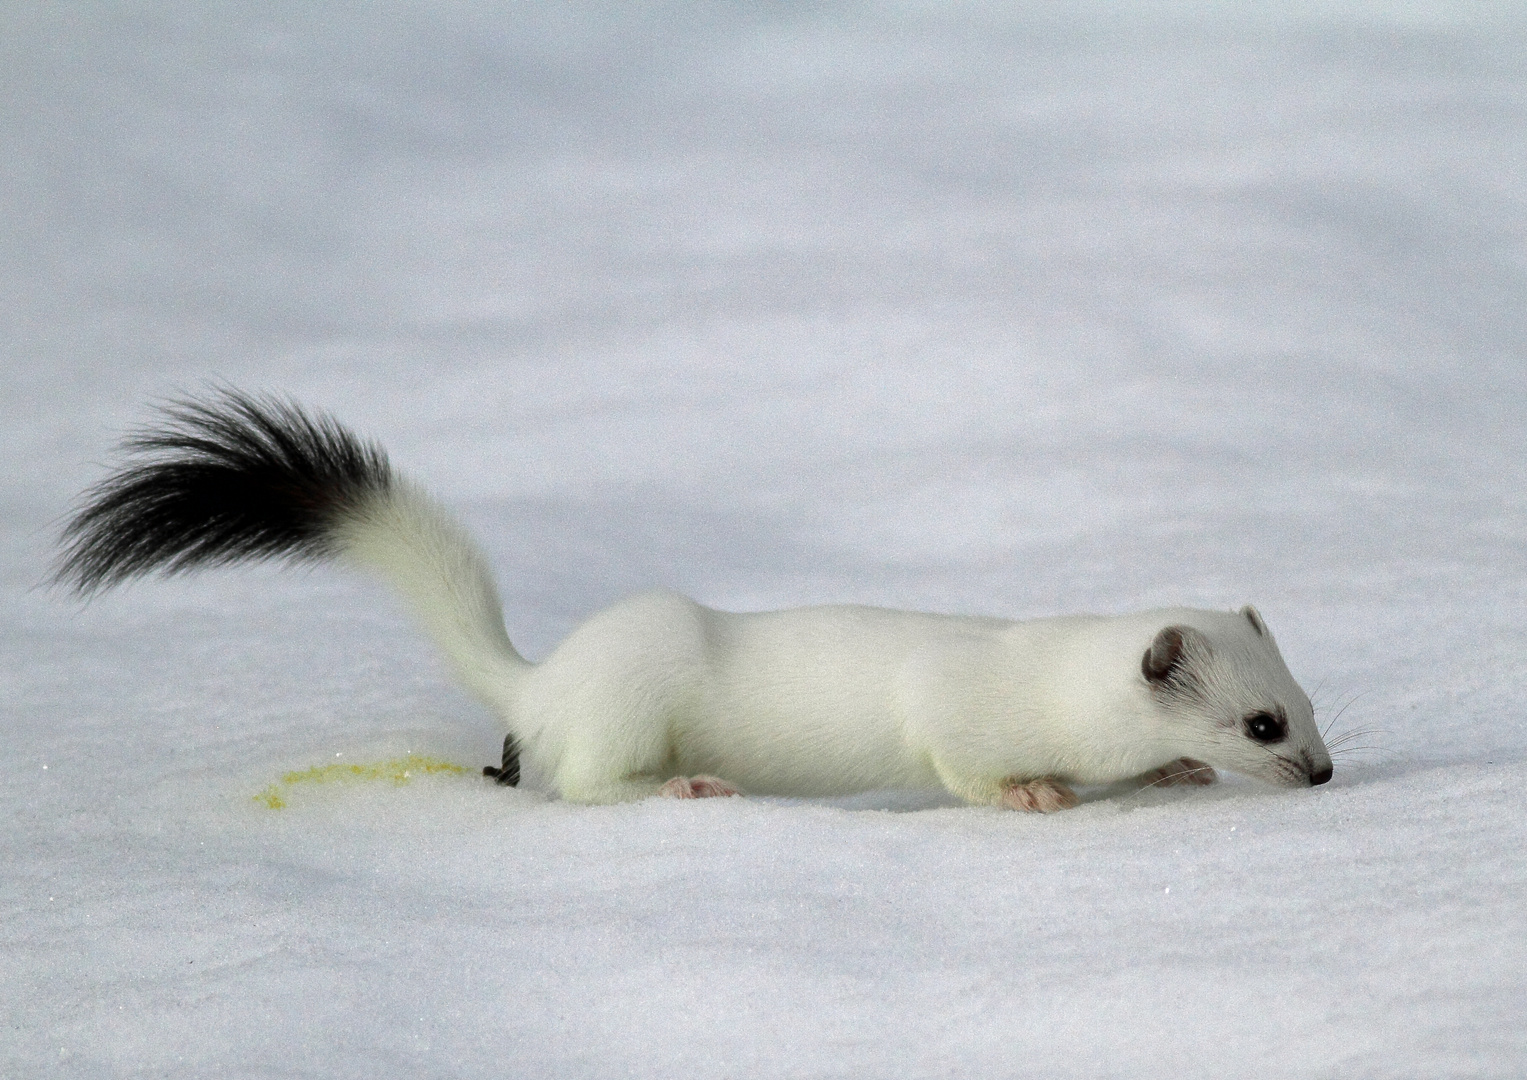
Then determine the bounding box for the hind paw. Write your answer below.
[1138,757,1217,787]
[658,775,741,799]
[999,777,1078,813]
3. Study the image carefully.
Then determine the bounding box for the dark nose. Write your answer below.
[1310,765,1333,786]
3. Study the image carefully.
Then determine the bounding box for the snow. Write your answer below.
[3,3,1526,1076]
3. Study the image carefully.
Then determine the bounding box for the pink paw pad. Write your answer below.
[999,777,1078,813]
[658,775,740,799]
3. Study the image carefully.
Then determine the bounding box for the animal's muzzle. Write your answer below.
[1309,765,1333,786]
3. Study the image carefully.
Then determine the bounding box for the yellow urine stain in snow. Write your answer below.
[254,754,468,809]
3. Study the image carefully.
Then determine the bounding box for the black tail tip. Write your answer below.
[53,388,392,593]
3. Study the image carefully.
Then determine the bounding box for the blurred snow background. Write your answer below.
[3,2,1525,1076]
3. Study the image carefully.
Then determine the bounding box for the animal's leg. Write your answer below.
[482,732,521,786]
[927,756,1008,807]
[549,703,683,804]
[999,776,1079,813]
[558,773,742,804]
[658,775,741,799]
[558,775,672,804]
[1136,757,1217,787]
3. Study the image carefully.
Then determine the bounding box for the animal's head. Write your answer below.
[1141,605,1332,788]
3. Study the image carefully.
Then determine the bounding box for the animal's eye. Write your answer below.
[1244,711,1287,744]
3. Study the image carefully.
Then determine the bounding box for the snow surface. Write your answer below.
[3,3,1526,1076]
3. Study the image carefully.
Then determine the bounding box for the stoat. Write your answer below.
[56,391,1333,811]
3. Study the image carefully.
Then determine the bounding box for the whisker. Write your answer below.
[1118,763,1218,806]
[1320,691,1368,740]
[1326,727,1386,751]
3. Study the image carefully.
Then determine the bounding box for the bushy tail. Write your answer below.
[55,390,528,716]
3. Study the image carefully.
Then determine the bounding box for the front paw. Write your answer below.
[658,775,741,799]
[1138,757,1217,787]
[999,777,1078,813]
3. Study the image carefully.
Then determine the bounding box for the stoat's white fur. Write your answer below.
[59,392,1331,812]
[345,482,1332,809]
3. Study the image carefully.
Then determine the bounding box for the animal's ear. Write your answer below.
[1240,604,1267,637]
[1141,625,1199,684]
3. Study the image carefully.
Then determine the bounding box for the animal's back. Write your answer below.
[678,603,1011,795]
[519,595,1008,796]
